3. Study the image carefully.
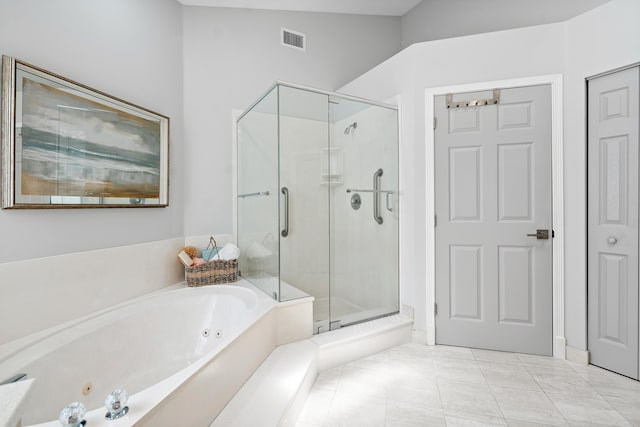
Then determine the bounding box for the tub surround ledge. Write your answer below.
[276,296,315,345]
[0,378,35,427]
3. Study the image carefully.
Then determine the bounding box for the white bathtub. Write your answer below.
[0,281,285,426]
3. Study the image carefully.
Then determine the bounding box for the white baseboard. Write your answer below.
[555,336,567,359]
[566,345,590,365]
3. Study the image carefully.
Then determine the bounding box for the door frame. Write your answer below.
[424,74,566,358]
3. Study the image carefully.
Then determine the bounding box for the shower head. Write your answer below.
[344,122,358,135]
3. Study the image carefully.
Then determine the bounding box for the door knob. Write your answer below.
[526,229,549,240]
[607,236,618,245]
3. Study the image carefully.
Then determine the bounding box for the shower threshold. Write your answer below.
[314,296,399,334]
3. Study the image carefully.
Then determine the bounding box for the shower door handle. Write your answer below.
[373,169,383,224]
[281,187,289,237]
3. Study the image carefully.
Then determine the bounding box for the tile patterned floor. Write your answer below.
[295,344,640,427]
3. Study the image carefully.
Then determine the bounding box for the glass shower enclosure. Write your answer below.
[237,82,399,333]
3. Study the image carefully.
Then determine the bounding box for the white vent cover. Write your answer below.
[281,28,306,52]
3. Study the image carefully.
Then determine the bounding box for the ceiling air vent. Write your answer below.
[281,28,306,52]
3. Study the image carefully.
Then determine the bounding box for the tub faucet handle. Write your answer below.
[105,388,129,420]
[58,402,86,427]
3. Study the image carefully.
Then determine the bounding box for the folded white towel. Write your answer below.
[246,241,272,259]
[214,243,240,261]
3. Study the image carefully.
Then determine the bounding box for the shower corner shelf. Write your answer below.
[320,174,343,186]
[320,147,343,186]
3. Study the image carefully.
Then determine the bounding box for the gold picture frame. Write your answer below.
[1,56,169,208]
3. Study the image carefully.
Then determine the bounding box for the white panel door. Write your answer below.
[588,66,639,380]
[435,85,553,355]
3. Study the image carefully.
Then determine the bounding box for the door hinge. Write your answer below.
[434,303,438,315]
[552,229,555,238]
[433,117,437,130]
[434,214,437,227]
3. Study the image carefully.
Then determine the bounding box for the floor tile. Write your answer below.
[389,342,431,360]
[472,348,523,365]
[430,344,475,360]
[491,385,565,426]
[345,352,390,373]
[335,366,387,399]
[479,361,541,392]
[387,369,437,393]
[387,356,434,379]
[517,353,575,371]
[603,393,640,426]
[506,419,569,427]
[324,390,386,427]
[433,357,486,385]
[295,344,640,427]
[578,369,640,398]
[385,399,446,427]
[530,370,599,397]
[438,379,502,418]
[549,393,631,426]
[444,410,508,426]
[387,379,441,410]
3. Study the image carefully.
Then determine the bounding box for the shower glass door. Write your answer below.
[329,98,399,327]
[278,85,331,332]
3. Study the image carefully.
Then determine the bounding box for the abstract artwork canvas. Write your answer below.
[1,56,169,208]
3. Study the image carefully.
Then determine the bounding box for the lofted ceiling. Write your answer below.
[176,0,424,16]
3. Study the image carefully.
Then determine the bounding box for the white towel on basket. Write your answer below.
[214,243,240,261]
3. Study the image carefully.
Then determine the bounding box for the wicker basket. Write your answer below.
[184,236,238,286]
[185,258,238,287]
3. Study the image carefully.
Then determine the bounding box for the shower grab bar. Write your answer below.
[238,191,270,198]
[281,187,289,237]
[373,168,383,224]
[1,373,27,385]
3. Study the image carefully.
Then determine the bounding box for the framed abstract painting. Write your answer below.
[1,56,169,208]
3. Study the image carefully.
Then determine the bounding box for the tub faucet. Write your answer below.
[105,388,129,420]
[59,402,86,427]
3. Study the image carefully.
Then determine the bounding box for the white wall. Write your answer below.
[0,0,185,344]
[0,0,185,263]
[341,0,640,351]
[341,23,565,339]
[182,7,401,237]
[401,0,609,48]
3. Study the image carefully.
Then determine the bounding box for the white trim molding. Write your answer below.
[566,345,590,365]
[424,74,565,358]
